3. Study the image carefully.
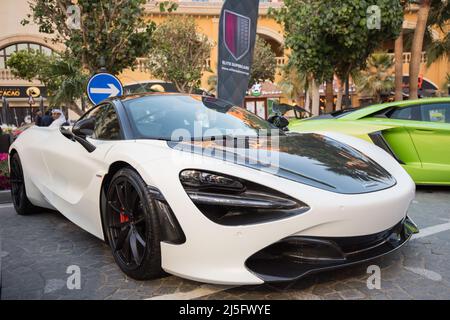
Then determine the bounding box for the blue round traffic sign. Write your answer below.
[87,73,123,105]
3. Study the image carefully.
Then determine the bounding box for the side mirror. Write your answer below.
[268,115,289,130]
[72,117,95,138]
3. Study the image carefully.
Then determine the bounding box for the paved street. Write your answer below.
[1,187,450,300]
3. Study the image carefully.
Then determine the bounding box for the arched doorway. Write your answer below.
[0,40,56,125]
[256,26,285,67]
[0,41,55,69]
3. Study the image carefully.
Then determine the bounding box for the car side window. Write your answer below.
[77,104,122,140]
[389,105,422,121]
[92,104,122,140]
[420,103,450,123]
[79,105,100,124]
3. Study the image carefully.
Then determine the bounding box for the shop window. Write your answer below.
[0,42,55,70]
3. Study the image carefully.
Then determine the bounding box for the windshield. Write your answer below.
[122,95,279,141]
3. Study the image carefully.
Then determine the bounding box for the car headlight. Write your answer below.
[180,170,309,226]
[180,170,245,192]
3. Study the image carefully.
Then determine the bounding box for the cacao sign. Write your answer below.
[0,86,46,98]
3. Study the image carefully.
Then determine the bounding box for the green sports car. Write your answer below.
[289,97,450,186]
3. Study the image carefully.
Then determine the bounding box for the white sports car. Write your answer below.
[9,93,418,285]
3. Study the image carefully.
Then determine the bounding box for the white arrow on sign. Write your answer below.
[89,83,120,97]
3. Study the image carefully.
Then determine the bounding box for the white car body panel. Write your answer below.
[10,126,415,285]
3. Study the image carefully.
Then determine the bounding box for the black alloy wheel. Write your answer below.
[105,167,163,280]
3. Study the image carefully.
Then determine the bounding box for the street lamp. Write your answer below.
[98,56,107,73]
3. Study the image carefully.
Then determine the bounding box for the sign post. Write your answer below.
[28,95,35,123]
[87,73,123,105]
[1,97,7,125]
[39,96,44,114]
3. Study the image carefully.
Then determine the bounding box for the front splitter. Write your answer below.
[245,216,419,283]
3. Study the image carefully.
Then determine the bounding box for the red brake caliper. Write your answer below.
[120,208,129,223]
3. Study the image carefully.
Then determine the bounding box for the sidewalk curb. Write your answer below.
[0,238,3,299]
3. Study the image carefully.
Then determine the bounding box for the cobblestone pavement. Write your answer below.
[1,187,450,300]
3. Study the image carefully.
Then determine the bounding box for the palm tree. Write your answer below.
[49,59,87,114]
[309,76,320,116]
[355,53,395,103]
[427,33,450,64]
[325,79,334,113]
[444,73,450,95]
[394,0,415,101]
[409,0,432,99]
[426,0,450,66]
[206,74,218,95]
[278,64,307,105]
[278,64,322,116]
[394,31,404,101]
[335,77,344,110]
[49,58,88,115]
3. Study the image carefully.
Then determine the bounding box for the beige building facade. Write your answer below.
[0,0,448,123]
[121,0,286,91]
[0,0,65,124]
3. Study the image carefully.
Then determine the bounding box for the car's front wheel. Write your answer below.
[105,168,163,280]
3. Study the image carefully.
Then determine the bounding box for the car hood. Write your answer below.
[167,133,396,194]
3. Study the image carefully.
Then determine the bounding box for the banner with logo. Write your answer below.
[217,0,260,106]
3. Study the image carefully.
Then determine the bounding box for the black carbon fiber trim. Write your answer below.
[245,217,418,283]
[369,131,405,164]
[169,133,397,194]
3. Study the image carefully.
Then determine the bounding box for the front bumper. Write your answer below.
[146,132,416,285]
[245,216,418,283]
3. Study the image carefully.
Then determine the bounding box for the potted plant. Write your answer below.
[0,153,10,190]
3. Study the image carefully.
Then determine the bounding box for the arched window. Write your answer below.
[0,42,54,69]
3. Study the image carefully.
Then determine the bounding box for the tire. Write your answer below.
[10,153,40,215]
[104,167,163,280]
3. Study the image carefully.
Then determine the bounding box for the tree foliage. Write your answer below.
[206,74,218,94]
[426,0,450,65]
[354,52,395,103]
[249,36,277,87]
[22,0,177,74]
[147,17,212,93]
[428,0,450,30]
[5,50,49,82]
[271,0,403,81]
[444,73,450,91]
[278,62,307,103]
[7,51,88,114]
